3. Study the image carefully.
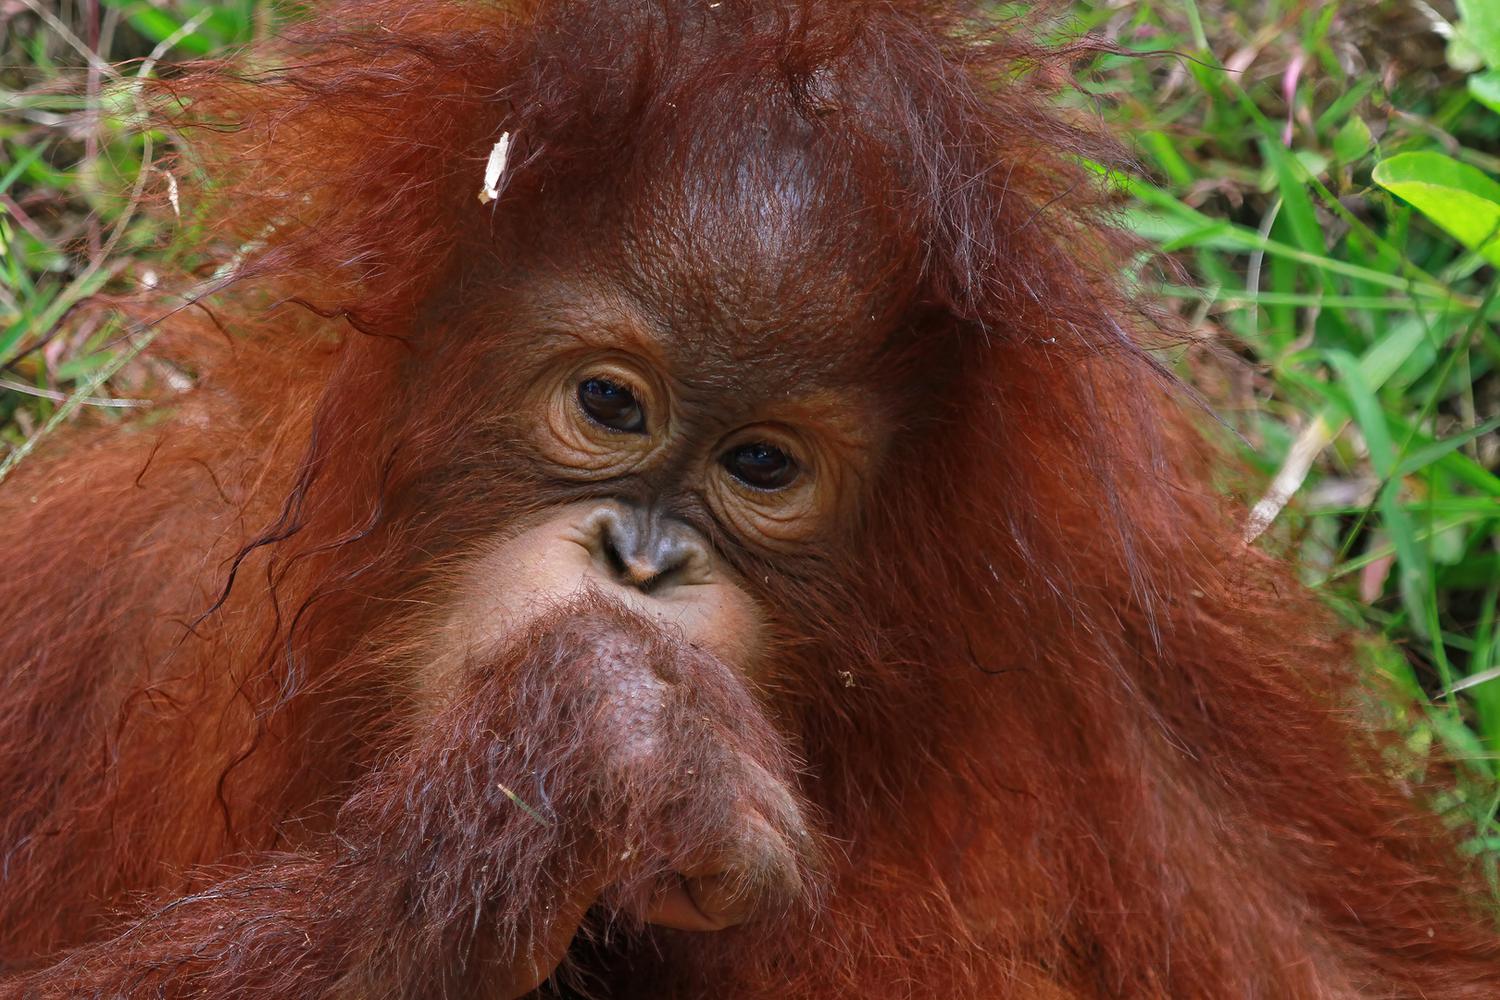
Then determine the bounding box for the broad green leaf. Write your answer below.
[1293,150,1330,179]
[1458,0,1500,69]
[1450,34,1486,75]
[1372,151,1500,267]
[1333,115,1373,164]
[1472,71,1500,115]
[1432,523,1467,566]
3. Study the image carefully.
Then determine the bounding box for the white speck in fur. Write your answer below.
[478,131,512,205]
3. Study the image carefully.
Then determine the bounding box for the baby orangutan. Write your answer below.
[1,1,1498,998]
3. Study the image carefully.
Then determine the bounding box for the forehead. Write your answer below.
[517,104,912,394]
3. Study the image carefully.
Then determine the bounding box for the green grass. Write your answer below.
[1068,0,1500,873]
[3,0,1499,872]
[1,0,279,473]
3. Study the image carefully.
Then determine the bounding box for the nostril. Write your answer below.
[589,506,704,594]
[599,524,633,582]
[595,513,669,592]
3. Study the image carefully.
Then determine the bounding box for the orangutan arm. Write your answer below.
[0,604,808,999]
[0,645,599,1000]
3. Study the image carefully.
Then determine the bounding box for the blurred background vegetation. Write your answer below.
[2,0,1498,882]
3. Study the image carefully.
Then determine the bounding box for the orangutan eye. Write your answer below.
[723,442,799,490]
[577,377,645,433]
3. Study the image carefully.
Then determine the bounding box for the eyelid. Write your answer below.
[570,356,666,433]
[577,376,646,433]
[718,426,806,466]
[722,442,800,491]
[716,428,814,495]
[707,439,825,551]
[531,353,669,479]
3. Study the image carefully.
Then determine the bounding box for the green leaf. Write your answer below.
[1458,0,1500,69]
[1293,150,1330,179]
[1372,151,1500,267]
[1333,115,1373,164]
[1138,130,1194,188]
[1320,349,1397,478]
[1260,139,1324,261]
[1450,34,1487,75]
[106,3,222,56]
[1472,71,1500,116]
[0,141,48,196]
[1394,417,1500,478]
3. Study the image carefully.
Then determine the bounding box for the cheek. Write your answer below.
[658,579,762,671]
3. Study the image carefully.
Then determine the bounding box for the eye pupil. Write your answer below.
[724,442,798,490]
[577,378,645,433]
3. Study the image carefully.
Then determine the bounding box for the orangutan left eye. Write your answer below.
[722,442,799,490]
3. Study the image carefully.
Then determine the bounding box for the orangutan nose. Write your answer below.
[584,504,709,594]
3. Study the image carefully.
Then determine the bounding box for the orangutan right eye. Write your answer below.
[577,377,646,433]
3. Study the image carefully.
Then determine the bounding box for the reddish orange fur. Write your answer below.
[2,1,1498,997]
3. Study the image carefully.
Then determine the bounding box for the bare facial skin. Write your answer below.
[425,501,807,996]
[441,500,779,924]
[444,502,766,684]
